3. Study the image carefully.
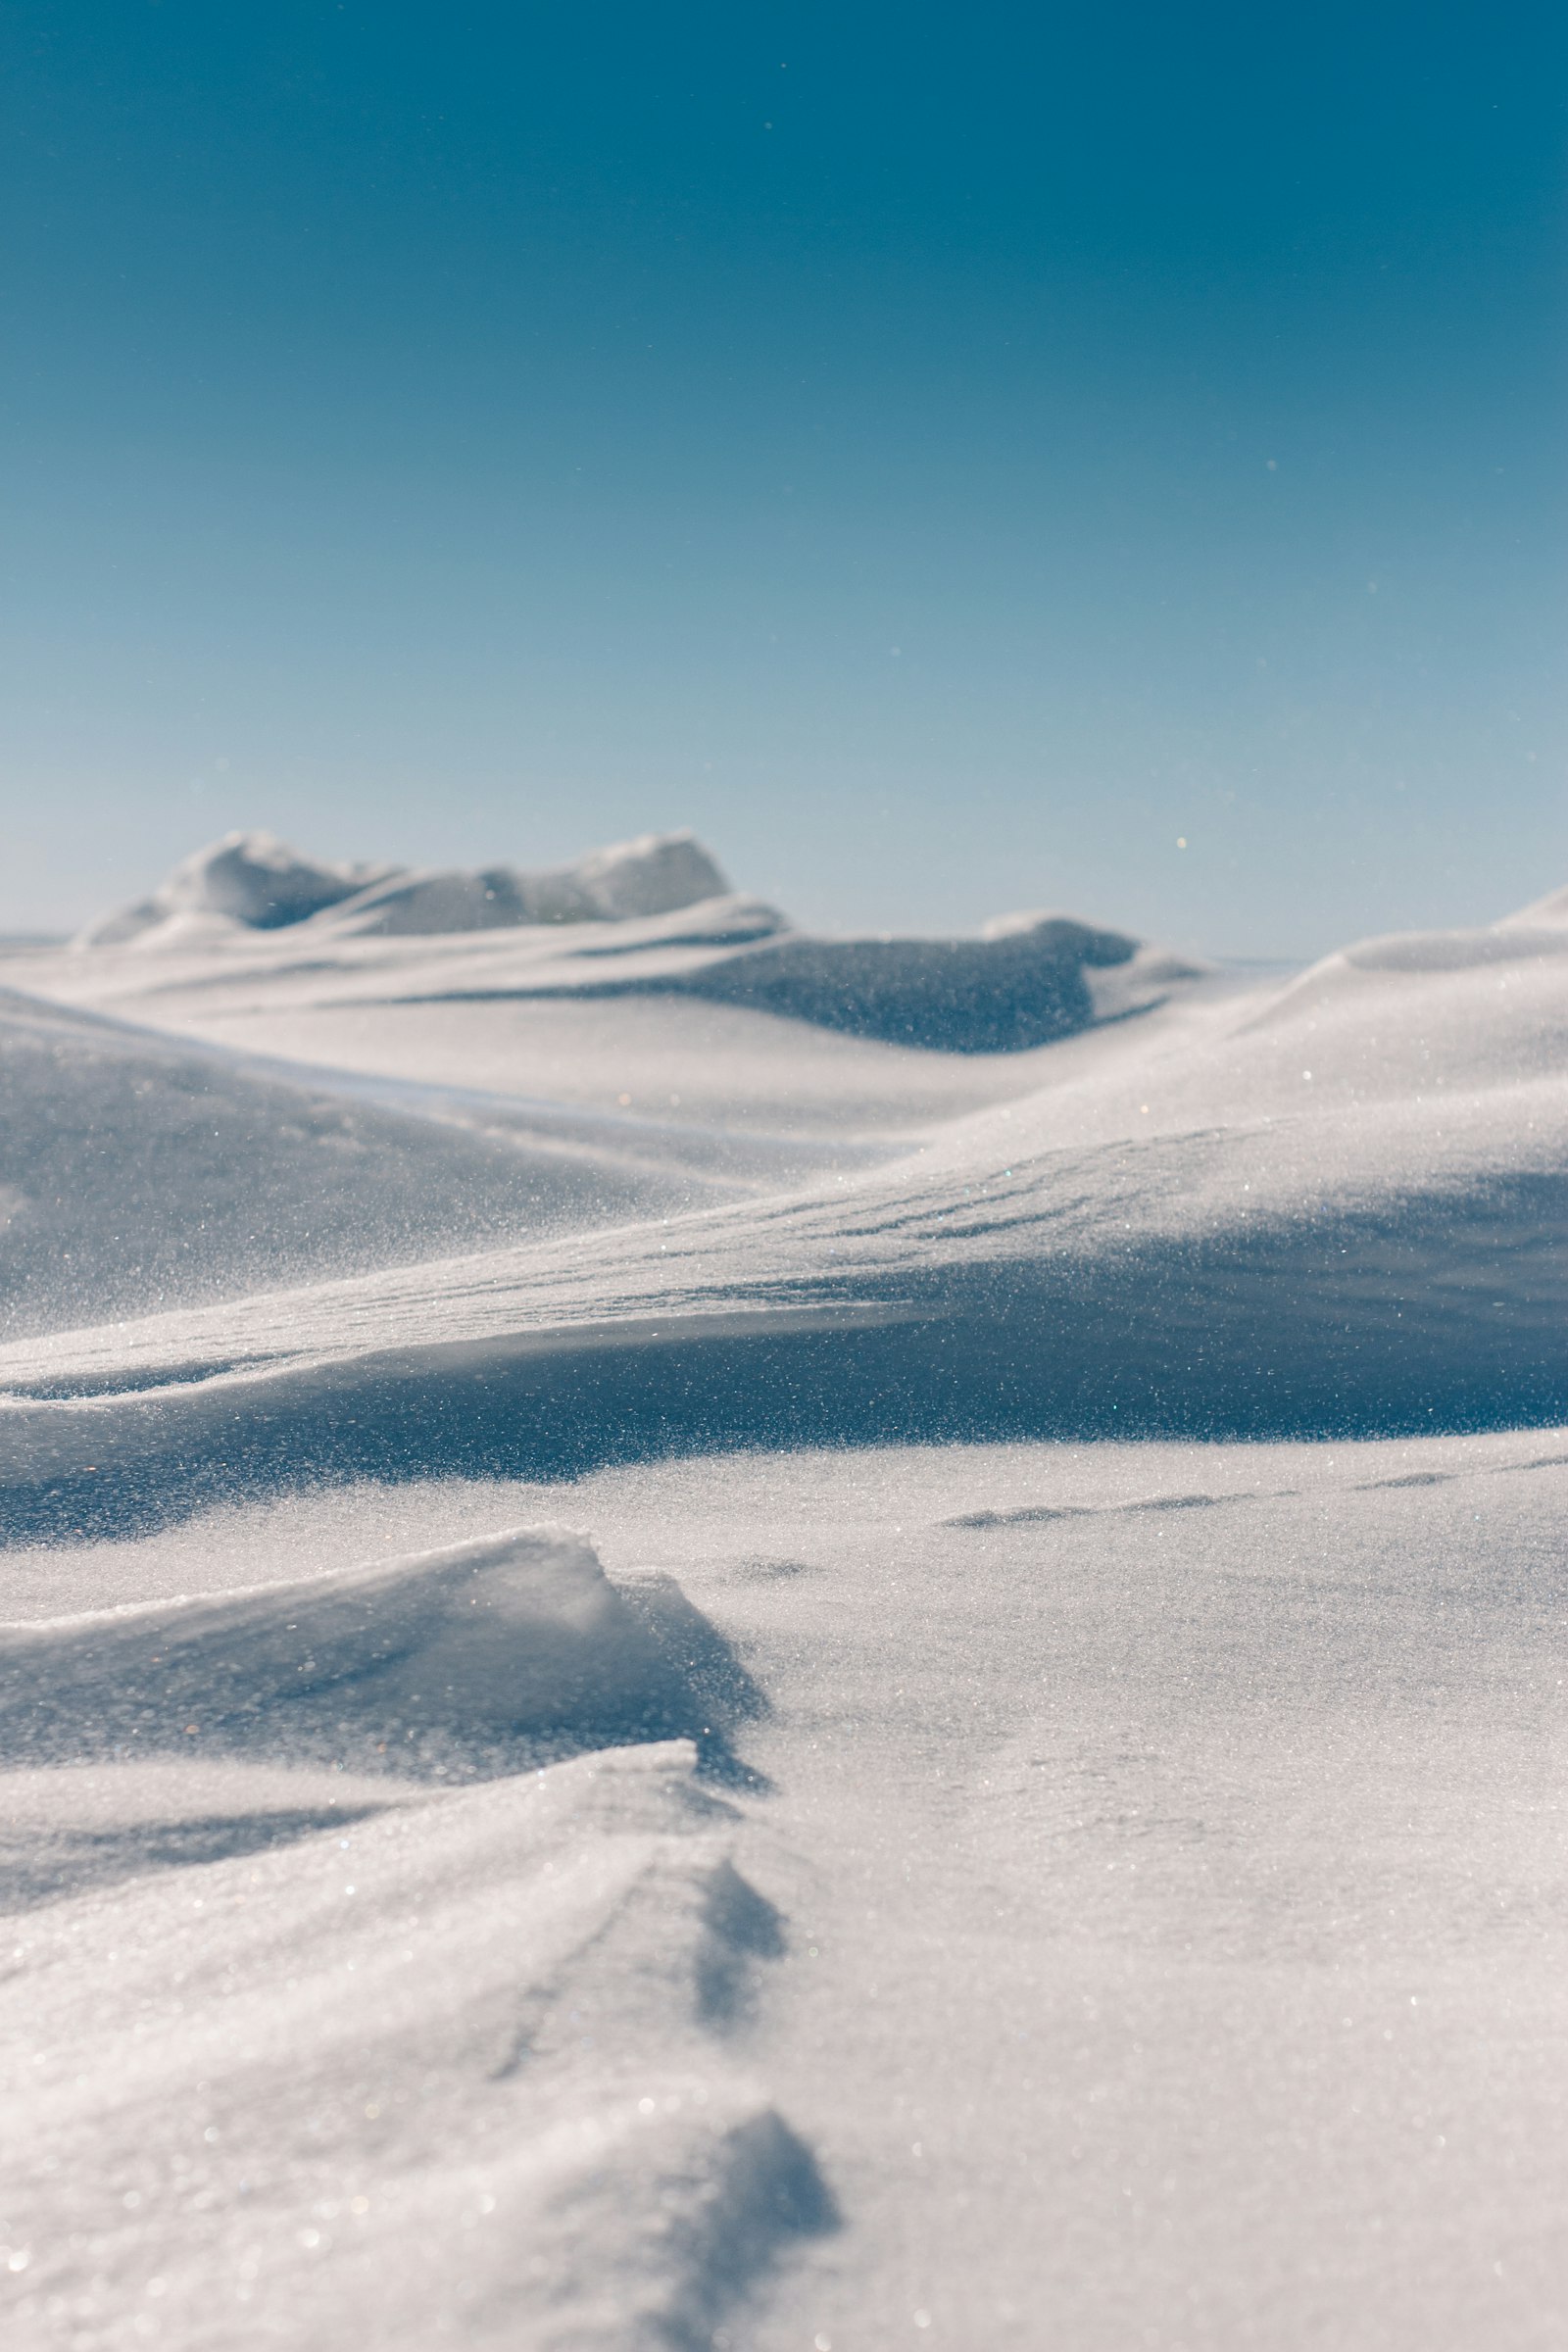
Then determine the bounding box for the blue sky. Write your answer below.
[3,1,1563,951]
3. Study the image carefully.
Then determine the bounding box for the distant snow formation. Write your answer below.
[76,827,735,946]
[66,825,1199,1053]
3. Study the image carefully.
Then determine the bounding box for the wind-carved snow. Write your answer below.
[0,991,742,1341]
[7,891,1568,1525]
[1,1740,834,2352]
[76,827,740,947]
[0,1527,763,1780]
[7,868,1568,2347]
[0,1528,829,2348]
[60,827,1181,1052]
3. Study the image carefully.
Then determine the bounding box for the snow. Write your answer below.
[3,1738,831,2349]
[76,828,741,951]
[56,830,1186,1051]
[3,852,1568,2346]
[0,1525,761,1778]
[0,992,726,1343]
[76,832,398,946]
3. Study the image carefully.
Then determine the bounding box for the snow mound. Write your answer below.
[77,828,737,946]
[52,833,1195,1055]
[0,1526,763,1777]
[661,916,1143,1052]
[15,892,1568,1528]
[572,830,734,921]
[1,1740,833,2349]
[317,831,733,935]
[77,830,395,945]
[0,991,708,1341]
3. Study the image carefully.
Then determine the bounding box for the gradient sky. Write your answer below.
[3,1,1564,953]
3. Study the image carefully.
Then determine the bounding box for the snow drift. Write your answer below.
[323,831,735,936]
[77,828,738,947]
[63,829,1183,1054]
[656,915,1145,1050]
[1,1738,833,2351]
[0,1527,762,1778]
[10,846,1568,2351]
[10,884,1568,1538]
[0,990,718,1341]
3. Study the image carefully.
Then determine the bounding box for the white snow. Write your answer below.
[75,832,399,946]
[3,855,1567,2347]
[76,828,743,950]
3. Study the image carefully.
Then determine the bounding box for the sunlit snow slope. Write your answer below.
[5,896,1568,1535]
[4,868,1568,2352]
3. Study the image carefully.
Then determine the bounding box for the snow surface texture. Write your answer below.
[0,992,748,1342]
[3,864,1568,2346]
[0,1526,763,1780]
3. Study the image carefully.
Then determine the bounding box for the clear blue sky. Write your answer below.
[3,2,1563,952]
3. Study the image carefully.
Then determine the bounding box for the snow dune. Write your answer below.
[77,827,740,946]
[3,1739,833,2350]
[2,1527,816,2345]
[6,844,1568,2347]
[58,828,1184,1054]
[0,1526,761,1780]
[6,1435,1566,2350]
[0,991,753,1342]
[6,878,1568,1537]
